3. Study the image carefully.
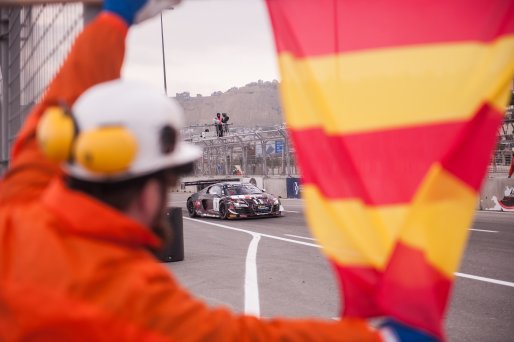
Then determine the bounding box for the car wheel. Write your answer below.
[187,198,197,218]
[219,203,228,220]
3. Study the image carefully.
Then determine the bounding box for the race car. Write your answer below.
[186,182,284,219]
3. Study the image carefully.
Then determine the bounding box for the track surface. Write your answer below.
[163,193,514,341]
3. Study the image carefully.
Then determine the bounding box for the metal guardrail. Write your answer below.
[183,124,299,177]
[490,105,514,176]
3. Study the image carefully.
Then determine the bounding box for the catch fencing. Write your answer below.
[0,3,98,175]
[491,104,514,175]
[182,124,300,177]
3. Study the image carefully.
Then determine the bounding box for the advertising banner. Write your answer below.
[286,177,301,199]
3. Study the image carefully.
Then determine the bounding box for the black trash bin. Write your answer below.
[157,207,184,262]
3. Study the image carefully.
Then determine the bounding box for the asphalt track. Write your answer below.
[164,193,514,341]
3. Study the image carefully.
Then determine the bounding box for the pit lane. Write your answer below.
[164,193,514,341]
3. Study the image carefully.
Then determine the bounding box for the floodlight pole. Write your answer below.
[160,12,168,96]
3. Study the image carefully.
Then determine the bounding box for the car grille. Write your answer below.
[235,203,272,215]
[254,205,272,213]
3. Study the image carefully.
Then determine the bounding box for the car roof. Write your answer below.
[220,182,247,186]
[208,182,257,187]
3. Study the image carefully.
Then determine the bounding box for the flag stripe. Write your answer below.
[267,0,514,57]
[293,123,462,205]
[376,242,453,337]
[304,185,406,268]
[291,103,503,204]
[399,165,477,277]
[440,104,506,191]
[278,37,514,134]
[331,262,383,318]
[305,176,476,276]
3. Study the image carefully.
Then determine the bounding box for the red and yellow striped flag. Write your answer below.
[265,0,514,338]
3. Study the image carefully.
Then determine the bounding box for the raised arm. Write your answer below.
[71,258,382,341]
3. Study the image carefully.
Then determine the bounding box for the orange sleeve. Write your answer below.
[0,13,128,202]
[89,263,382,342]
[143,279,381,341]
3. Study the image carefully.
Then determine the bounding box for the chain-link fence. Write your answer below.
[185,100,514,178]
[0,3,96,175]
[183,124,300,177]
[490,104,514,176]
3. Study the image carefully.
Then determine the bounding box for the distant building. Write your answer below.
[176,91,190,99]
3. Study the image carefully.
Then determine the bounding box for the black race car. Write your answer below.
[186,182,284,219]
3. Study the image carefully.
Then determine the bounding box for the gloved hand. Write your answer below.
[103,0,182,25]
[377,319,439,342]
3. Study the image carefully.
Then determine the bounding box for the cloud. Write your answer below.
[122,0,279,96]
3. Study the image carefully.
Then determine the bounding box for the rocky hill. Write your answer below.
[174,80,284,128]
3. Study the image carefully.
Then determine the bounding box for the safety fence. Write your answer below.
[185,104,514,177]
[491,104,514,175]
[182,124,300,177]
[0,3,97,175]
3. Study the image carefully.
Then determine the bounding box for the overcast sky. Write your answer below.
[122,0,279,97]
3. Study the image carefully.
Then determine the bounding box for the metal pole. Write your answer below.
[83,3,101,24]
[160,12,168,96]
[262,141,267,176]
[242,145,247,175]
[8,8,21,155]
[0,9,8,174]
[281,139,285,175]
[285,139,291,176]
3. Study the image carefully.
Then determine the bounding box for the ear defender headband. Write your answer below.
[37,106,138,175]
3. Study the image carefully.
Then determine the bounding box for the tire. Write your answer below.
[219,203,228,220]
[187,198,197,218]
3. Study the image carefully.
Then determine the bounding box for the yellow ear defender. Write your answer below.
[75,127,137,174]
[37,106,138,175]
[37,106,75,163]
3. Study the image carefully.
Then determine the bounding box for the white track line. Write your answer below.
[183,217,319,247]
[284,234,316,241]
[455,273,514,287]
[183,217,262,316]
[283,210,301,213]
[184,217,512,288]
[245,234,261,316]
[469,229,499,233]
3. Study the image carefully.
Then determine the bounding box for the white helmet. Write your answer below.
[38,80,202,182]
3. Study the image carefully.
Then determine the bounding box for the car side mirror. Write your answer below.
[261,188,266,192]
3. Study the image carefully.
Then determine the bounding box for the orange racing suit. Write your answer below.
[0,12,380,341]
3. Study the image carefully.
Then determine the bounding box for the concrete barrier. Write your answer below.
[262,177,288,198]
[175,175,294,198]
[176,176,514,210]
[479,177,514,211]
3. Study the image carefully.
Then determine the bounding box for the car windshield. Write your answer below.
[225,184,262,195]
